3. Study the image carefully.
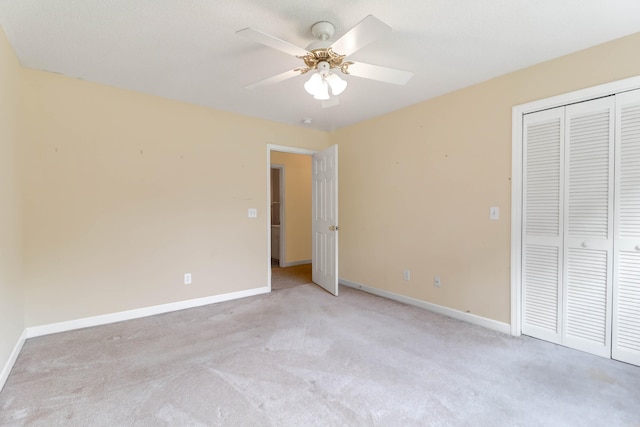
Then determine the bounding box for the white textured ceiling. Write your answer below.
[1,1,639,131]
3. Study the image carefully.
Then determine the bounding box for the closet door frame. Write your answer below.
[511,75,640,337]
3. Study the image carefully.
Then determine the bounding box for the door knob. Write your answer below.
[329,225,340,231]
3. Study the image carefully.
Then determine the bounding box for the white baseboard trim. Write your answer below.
[0,329,27,393]
[340,279,511,335]
[282,259,312,267]
[26,286,270,339]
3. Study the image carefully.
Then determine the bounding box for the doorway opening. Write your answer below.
[270,162,314,291]
[268,145,315,292]
[267,144,339,295]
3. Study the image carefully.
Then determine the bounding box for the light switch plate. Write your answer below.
[490,206,500,220]
[248,208,257,218]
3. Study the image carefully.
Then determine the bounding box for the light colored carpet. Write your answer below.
[1,283,639,426]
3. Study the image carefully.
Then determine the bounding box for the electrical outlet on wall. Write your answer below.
[403,269,411,281]
[434,276,441,287]
[184,273,192,285]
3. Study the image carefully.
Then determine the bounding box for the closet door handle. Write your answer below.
[581,242,588,248]
[635,245,640,251]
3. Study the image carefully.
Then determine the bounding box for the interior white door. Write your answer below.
[521,107,565,344]
[312,145,339,296]
[612,89,640,365]
[562,96,615,357]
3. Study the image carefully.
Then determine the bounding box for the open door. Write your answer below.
[312,145,339,296]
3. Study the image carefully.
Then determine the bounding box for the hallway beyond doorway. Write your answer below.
[271,263,311,291]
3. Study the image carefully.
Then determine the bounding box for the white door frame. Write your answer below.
[270,164,285,267]
[511,75,640,336]
[267,144,317,291]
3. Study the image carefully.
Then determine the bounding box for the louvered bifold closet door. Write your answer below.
[613,89,640,366]
[562,97,615,357]
[522,107,564,343]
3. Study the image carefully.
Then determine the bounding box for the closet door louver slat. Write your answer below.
[523,245,561,334]
[565,248,608,345]
[613,90,640,366]
[562,97,614,357]
[522,108,564,343]
[566,110,612,240]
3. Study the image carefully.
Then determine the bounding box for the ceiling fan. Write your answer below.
[237,15,413,101]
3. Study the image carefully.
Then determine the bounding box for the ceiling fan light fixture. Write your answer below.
[238,15,414,102]
[326,73,347,96]
[313,80,330,100]
[304,61,346,100]
[304,72,323,95]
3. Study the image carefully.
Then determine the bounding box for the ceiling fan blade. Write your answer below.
[237,27,309,57]
[244,69,301,90]
[330,15,391,57]
[346,62,413,85]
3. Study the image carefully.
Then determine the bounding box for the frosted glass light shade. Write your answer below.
[304,67,346,100]
[304,72,323,95]
[326,73,347,95]
[313,80,330,100]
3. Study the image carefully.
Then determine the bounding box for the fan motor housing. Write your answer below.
[311,21,335,40]
[298,48,353,75]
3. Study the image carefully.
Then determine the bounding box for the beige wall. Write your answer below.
[20,70,329,326]
[2,25,639,346]
[0,29,24,377]
[270,152,312,265]
[335,32,640,323]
